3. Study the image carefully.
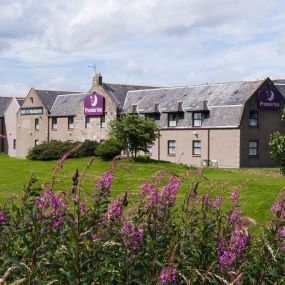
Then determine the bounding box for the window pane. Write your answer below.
[249,142,257,148]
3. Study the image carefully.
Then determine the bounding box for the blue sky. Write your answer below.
[1,0,285,96]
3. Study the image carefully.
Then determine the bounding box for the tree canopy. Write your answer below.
[269,107,285,175]
[109,114,160,158]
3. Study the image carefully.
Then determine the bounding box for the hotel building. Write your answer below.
[1,74,284,168]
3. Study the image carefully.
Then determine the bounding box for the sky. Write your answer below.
[1,0,285,97]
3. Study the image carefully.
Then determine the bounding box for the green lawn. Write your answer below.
[0,154,284,225]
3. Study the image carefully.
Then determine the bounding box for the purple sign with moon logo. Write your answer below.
[84,92,105,116]
[257,89,281,110]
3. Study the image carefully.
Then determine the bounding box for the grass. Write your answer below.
[0,153,284,225]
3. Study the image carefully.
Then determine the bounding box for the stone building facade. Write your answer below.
[3,74,285,168]
[124,78,285,168]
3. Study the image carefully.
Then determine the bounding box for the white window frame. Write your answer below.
[52,117,57,130]
[168,114,177,127]
[192,140,201,156]
[193,112,203,127]
[85,116,91,128]
[35,118,39,130]
[168,140,176,155]
[249,111,258,127]
[68,117,74,129]
[249,141,258,156]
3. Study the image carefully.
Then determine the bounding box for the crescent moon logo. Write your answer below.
[90,94,98,107]
[267,90,274,102]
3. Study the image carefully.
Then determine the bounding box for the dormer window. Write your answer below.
[193,112,203,127]
[154,103,159,113]
[132,105,137,113]
[168,114,178,127]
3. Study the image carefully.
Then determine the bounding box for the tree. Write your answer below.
[109,114,160,158]
[269,107,285,175]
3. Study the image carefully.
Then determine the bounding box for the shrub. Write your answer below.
[72,140,99,158]
[0,157,284,284]
[96,139,123,160]
[27,140,76,160]
[27,140,99,160]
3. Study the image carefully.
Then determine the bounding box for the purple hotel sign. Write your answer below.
[84,92,105,116]
[258,89,281,110]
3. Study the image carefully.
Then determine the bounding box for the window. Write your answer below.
[100,115,106,128]
[193,113,203,127]
[132,105,137,113]
[68,117,74,129]
[249,111,258,127]
[146,145,152,154]
[52,117,57,130]
[85,116,91,128]
[35,140,39,146]
[192,140,201,156]
[168,114,177,127]
[13,139,16,149]
[249,141,258,156]
[168,140,176,155]
[145,113,160,121]
[35,118,39,130]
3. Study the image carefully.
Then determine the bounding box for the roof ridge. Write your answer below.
[126,79,264,93]
[35,89,81,93]
[104,82,159,88]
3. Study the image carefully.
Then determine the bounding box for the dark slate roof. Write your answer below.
[273,79,285,85]
[124,80,264,127]
[0,97,13,117]
[273,80,285,98]
[102,83,157,109]
[36,90,80,111]
[50,93,87,116]
[16,97,25,107]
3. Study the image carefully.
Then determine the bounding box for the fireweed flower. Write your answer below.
[140,176,180,210]
[159,176,180,207]
[95,171,113,198]
[230,189,240,206]
[159,266,177,283]
[121,220,144,250]
[106,198,123,223]
[72,195,79,203]
[213,196,225,209]
[229,209,243,225]
[0,210,7,227]
[271,201,282,212]
[34,190,67,229]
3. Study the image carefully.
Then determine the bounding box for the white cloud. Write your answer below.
[0,0,285,96]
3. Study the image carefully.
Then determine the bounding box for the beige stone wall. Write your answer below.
[16,89,49,158]
[4,98,20,157]
[150,128,240,168]
[49,82,118,143]
[49,117,76,142]
[73,83,117,142]
[240,82,285,167]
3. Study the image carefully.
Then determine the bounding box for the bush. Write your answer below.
[27,141,76,160]
[0,160,284,284]
[27,140,99,160]
[95,139,123,160]
[72,140,99,158]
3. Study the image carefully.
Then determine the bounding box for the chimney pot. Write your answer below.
[93,73,102,86]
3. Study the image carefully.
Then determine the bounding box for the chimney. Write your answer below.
[93,73,102,87]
